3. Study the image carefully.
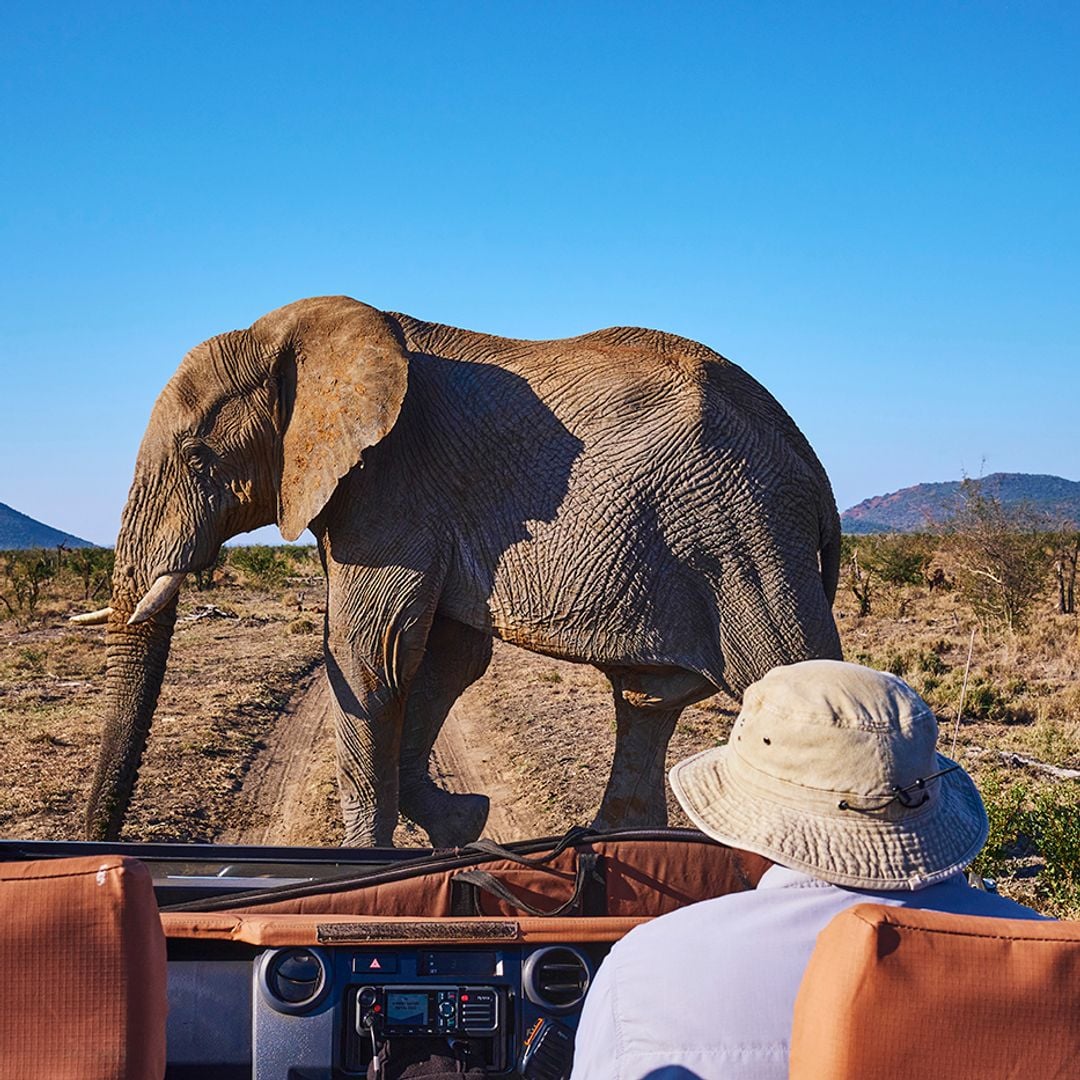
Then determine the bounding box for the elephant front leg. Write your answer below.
[324,562,443,848]
[326,645,405,847]
[398,615,493,847]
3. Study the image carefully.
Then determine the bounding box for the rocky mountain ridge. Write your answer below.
[842,473,1080,533]
[0,503,94,550]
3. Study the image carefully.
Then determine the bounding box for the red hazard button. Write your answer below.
[351,953,400,974]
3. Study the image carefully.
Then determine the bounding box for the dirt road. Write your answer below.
[217,667,339,847]
[220,653,545,847]
[219,641,735,848]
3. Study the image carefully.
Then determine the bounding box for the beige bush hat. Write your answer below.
[670,660,988,890]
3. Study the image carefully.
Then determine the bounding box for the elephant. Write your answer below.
[84,295,843,847]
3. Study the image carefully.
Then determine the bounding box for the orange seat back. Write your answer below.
[0,855,167,1080]
[790,902,1080,1080]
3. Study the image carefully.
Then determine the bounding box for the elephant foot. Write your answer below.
[339,799,397,849]
[341,821,396,849]
[590,794,669,834]
[401,779,490,847]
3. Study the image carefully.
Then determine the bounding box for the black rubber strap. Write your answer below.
[463,825,596,868]
[451,852,604,918]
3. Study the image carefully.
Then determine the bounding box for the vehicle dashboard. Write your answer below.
[1,830,767,1079]
[168,933,602,1078]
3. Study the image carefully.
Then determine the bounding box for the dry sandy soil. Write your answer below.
[0,570,735,848]
[215,638,737,849]
[1,562,1077,916]
[0,582,325,844]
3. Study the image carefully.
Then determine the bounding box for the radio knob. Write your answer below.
[440,1001,455,1018]
[358,987,377,1009]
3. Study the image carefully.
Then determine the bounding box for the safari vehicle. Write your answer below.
[0,826,765,1079]
[3,827,1079,1080]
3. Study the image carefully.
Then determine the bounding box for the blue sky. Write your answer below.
[2,2,1077,545]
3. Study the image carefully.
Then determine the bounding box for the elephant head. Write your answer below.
[85,297,409,840]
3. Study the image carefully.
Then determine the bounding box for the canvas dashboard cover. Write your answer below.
[164,826,772,922]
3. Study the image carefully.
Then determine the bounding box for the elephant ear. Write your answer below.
[256,297,409,542]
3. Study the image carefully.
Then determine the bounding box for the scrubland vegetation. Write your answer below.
[0,545,325,843]
[2,491,1078,915]
[838,489,1079,916]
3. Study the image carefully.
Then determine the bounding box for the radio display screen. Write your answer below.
[386,992,430,1027]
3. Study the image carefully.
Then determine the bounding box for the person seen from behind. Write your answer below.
[570,659,1044,1080]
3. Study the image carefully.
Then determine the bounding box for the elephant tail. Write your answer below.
[820,524,841,607]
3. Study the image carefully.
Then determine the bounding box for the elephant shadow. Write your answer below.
[335,349,587,608]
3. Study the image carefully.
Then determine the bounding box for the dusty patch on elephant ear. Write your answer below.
[259,298,409,541]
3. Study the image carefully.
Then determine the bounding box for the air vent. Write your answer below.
[259,947,330,1013]
[523,946,591,1013]
[520,1018,575,1080]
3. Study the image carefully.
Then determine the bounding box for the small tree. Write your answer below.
[1050,531,1079,615]
[0,550,57,618]
[846,544,874,616]
[66,547,115,600]
[944,480,1050,633]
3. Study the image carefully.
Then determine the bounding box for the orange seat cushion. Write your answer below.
[0,855,167,1080]
[790,903,1080,1080]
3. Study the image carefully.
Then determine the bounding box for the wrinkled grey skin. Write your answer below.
[87,296,842,847]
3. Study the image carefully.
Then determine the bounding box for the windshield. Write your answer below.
[5,526,1080,922]
[3,533,1079,922]
[0,545,732,850]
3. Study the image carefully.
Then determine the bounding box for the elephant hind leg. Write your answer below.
[399,615,494,847]
[592,667,716,832]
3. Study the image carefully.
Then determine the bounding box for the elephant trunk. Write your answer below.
[85,596,178,840]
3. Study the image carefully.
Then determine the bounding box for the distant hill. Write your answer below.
[0,503,95,550]
[841,473,1080,534]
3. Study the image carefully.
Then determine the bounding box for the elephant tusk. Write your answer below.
[127,573,186,625]
[70,607,114,625]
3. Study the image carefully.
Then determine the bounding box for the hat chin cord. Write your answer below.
[837,763,962,813]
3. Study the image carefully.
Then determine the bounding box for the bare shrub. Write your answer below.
[1050,531,1079,615]
[943,479,1051,633]
[841,536,875,615]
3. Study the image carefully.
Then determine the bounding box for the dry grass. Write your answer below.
[833,563,1080,915]
[0,551,324,842]
[1,542,1077,915]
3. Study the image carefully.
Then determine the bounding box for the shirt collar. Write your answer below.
[756,863,968,892]
[756,865,833,890]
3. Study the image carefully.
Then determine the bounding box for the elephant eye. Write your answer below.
[182,439,212,475]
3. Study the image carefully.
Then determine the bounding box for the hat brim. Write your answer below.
[670,745,989,890]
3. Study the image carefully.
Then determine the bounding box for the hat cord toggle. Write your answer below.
[837,763,962,813]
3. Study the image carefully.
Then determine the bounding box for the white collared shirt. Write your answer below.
[570,864,1044,1080]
